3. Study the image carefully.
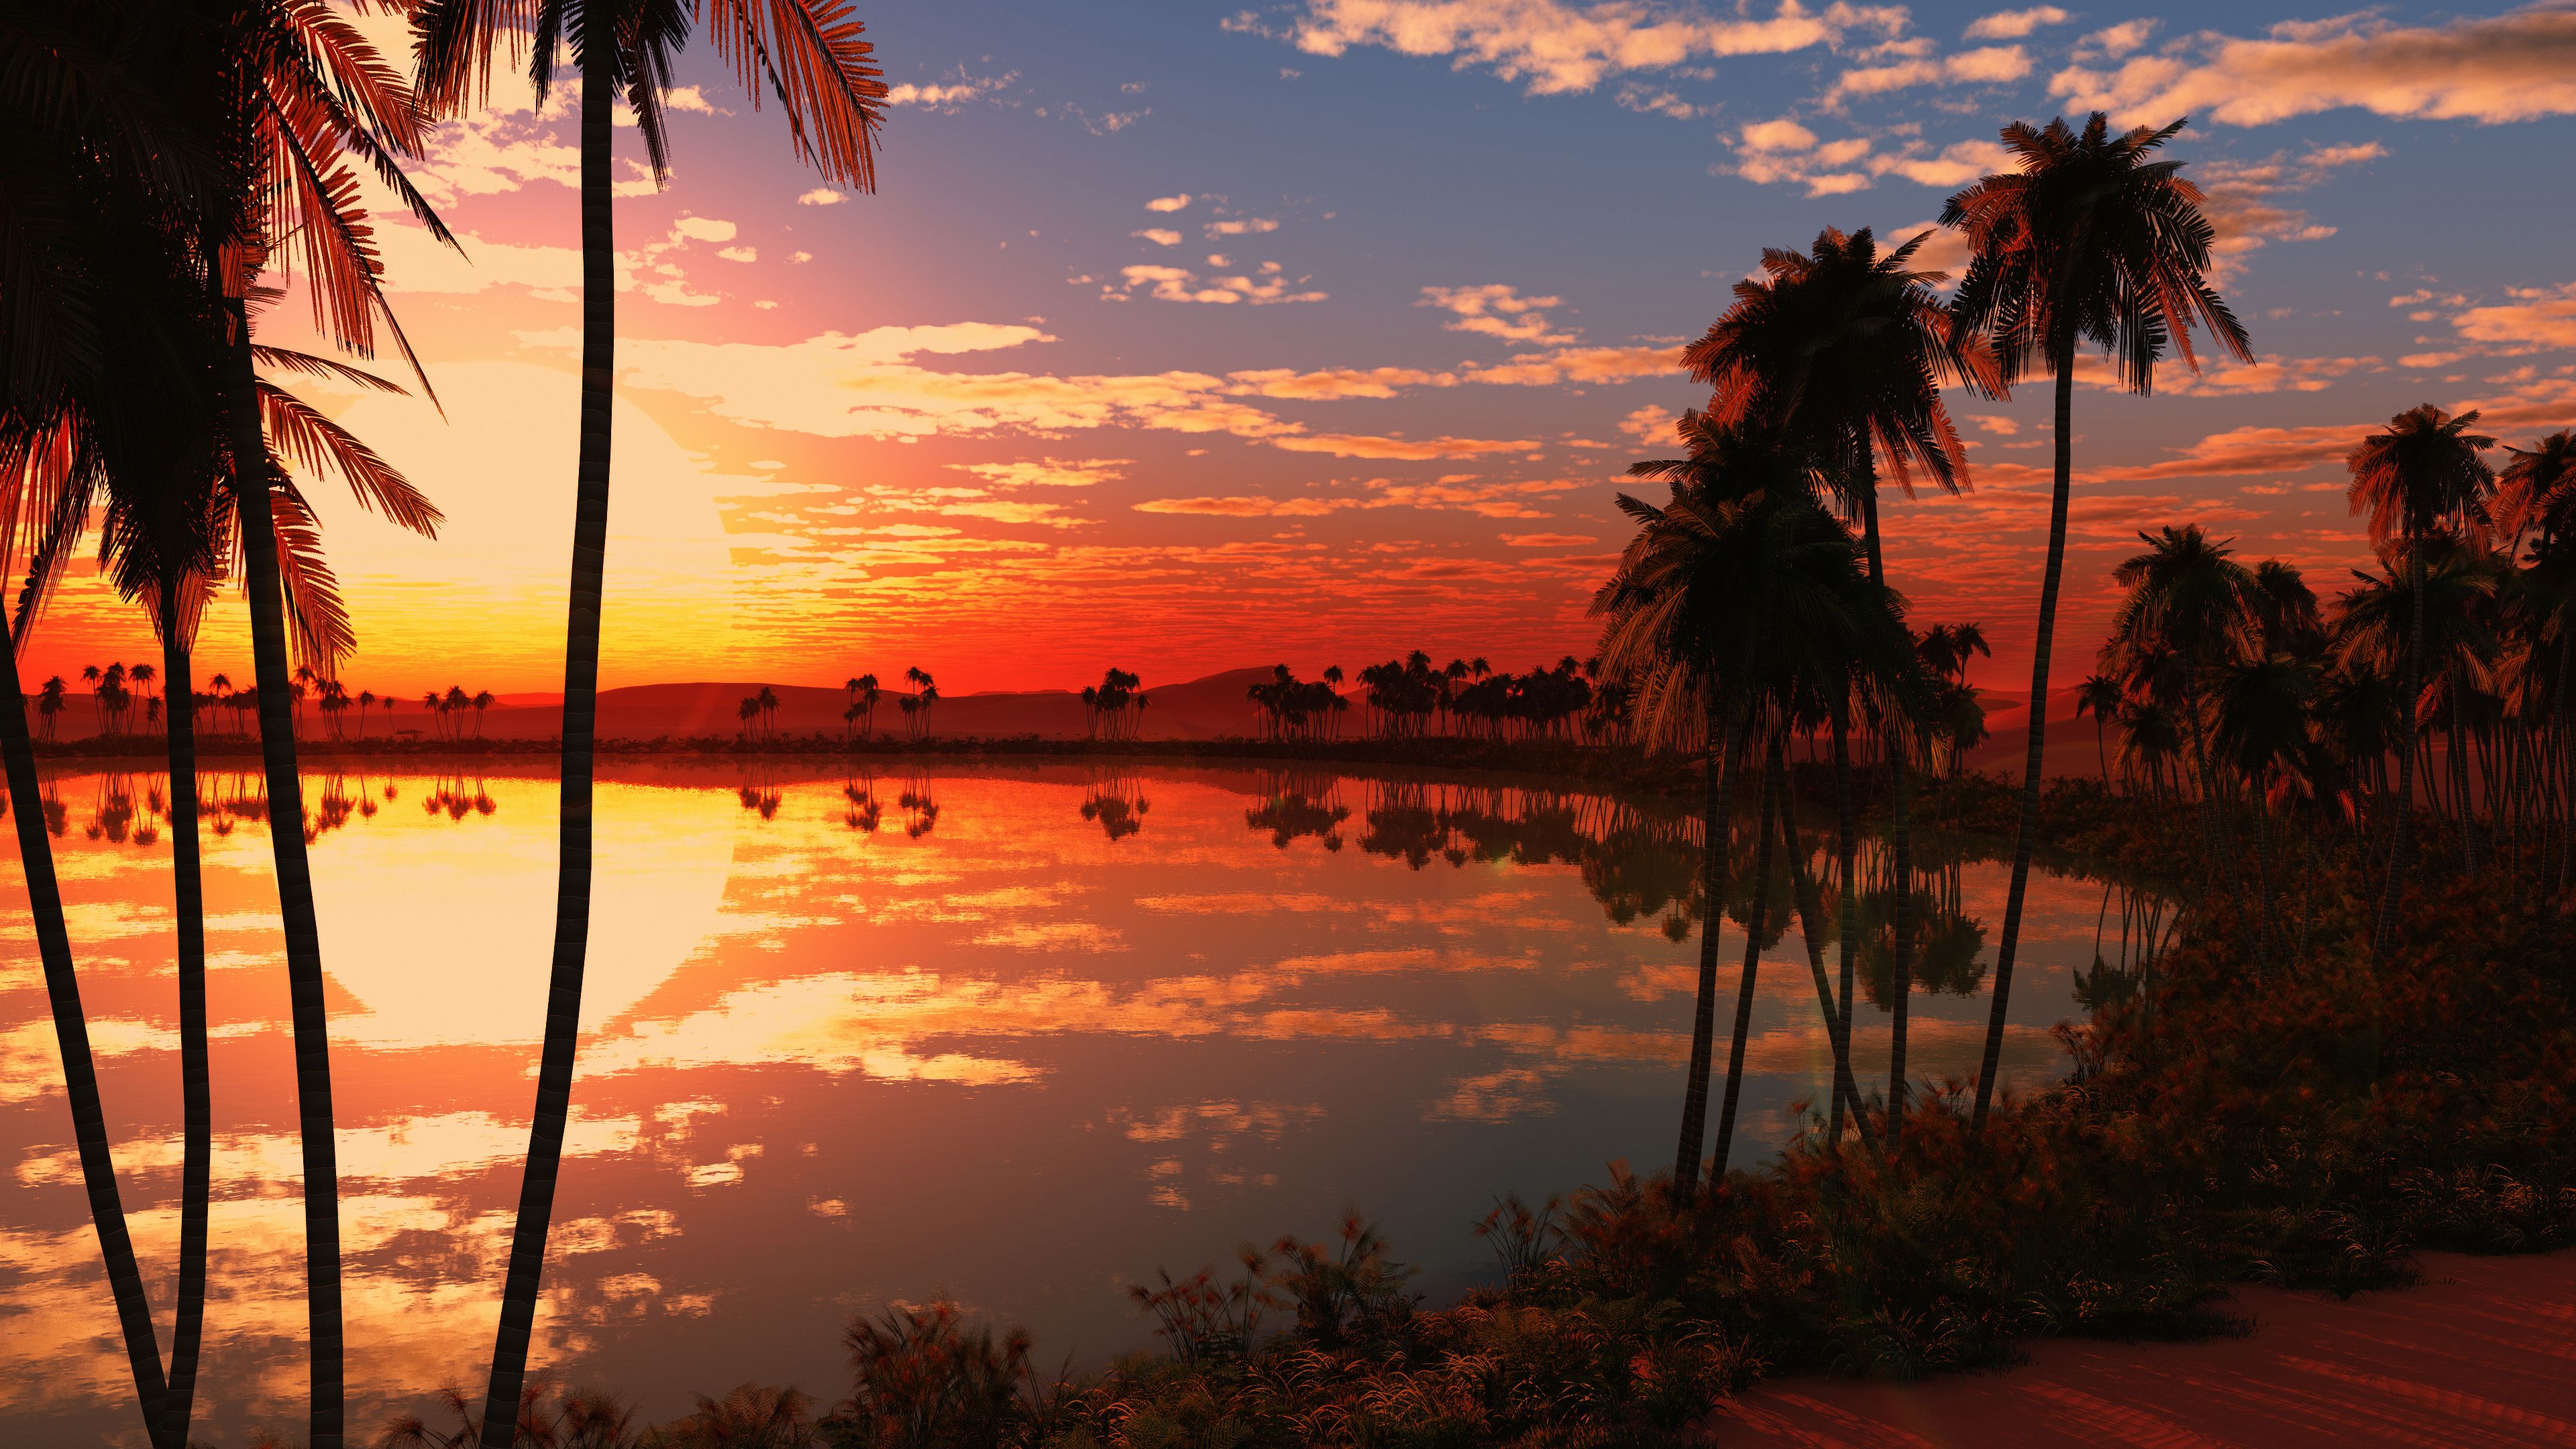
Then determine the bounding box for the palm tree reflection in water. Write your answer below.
[1080,768,1151,841]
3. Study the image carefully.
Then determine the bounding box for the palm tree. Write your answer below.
[852,672,882,740]
[2346,405,2496,949]
[2074,675,2122,785]
[1593,426,1901,1187]
[2105,525,2261,906]
[472,690,494,737]
[1943,113,2250,1130]
[407,0,886,1420]
[757,684,781,739]
[1682,226,1993,584]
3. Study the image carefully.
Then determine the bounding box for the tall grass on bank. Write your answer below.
[367,778,2572,1449]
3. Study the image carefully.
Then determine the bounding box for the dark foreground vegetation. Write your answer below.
[358,775,2574,1449]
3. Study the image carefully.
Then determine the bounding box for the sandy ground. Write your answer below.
[1711,1249,2576,1447]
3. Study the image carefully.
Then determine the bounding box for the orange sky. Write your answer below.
[20,3,2576,700]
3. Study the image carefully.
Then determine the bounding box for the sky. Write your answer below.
[27,0,2576,698]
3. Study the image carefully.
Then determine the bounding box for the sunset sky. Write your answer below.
[28,1,2576,698]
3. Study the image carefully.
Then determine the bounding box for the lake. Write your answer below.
[0,761,2163,1444]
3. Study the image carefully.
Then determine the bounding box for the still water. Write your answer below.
[0,763,2159,1444]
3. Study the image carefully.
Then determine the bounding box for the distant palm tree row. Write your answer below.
[31,663,499,743]
[3,0,888,1443]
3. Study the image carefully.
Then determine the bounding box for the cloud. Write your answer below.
[1146,193,1194,211]
[1617,403,1676,444]
[1500,532,1598,547]
[2053,9,2576,128]
[1271,433,1540,460]
[1614,82,1703,119]
[2094,423,2358,482]
[672,217,736,244]
[1227,366,1452,398]
[1116,263,1327,305]
[1133,228,1184,246]
[1828,45,2029,101]
[1135,495,1356,517]
[1964,7,2065,40]
[1739,117,1816,152]
[2455,282,2576,350]
[884,70,1018,110]
[1459,343,1679,386]
[951,458,1130,489]
[2076,19,2156,60]
[2190,142,2385,277]
[1205,216,1282,237]
[798,187,846,206]
[1419,284,1575,345]
[1281,0,1909,96]
[1729,126,2009,196]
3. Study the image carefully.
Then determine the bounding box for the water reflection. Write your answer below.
[0,762,2155,1446]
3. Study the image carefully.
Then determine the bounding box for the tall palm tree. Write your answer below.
[415,7,888,1434]
[1678,227,1996,1130]
[1943,113,2250,1129]
[2346,405,2495,950]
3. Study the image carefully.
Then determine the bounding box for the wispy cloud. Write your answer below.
[2054,10,2576,127]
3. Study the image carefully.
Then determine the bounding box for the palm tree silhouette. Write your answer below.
[1593,425,1906,1187]
[2347,405,2496,949]
[2113,527,2258,798]
[1943,112,2249,1130]
[411,0,887,1428]
[849,672,882,741]
[757,685,781,740]
[2074,676,2122,785]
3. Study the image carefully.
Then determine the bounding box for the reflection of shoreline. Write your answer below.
[1,767,2122,1440]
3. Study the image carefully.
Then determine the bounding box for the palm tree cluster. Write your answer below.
[2080,414,2576,961]
[843,674,882,740]
[1247,664,1350,740]
[1,0,890,1442]
[1080,667,1150,739]
[897,667,939,740]
[1593,109,2251,1177]
[737,686,784,741]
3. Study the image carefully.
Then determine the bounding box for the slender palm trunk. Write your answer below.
[479,31,613,1443]
[1829,708,1858,1144]
[224,299,344,1447]
[158,622,210,1449]
[1885,739,1917,1135]
[2094,718,2107,787]
[1972,359,2076,1132]
[1672,696,1740,1190]
[1709,740,1782,1179]
[1769,748,1874,1151]
[1,612,170,1445]
[2373,551,2424,954]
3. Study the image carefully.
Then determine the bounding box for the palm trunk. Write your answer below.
[157,621,210,1449]
[224,299,344,1447]
[1972,358,2076,1132]
[1,609,170,1445]
[1830,708,1858,1144]
[1769,747,1874,1152]
[1672,694,1740,1191]
[2373,549,2424,955]
[1709,739,1782,1180]
[478,28,614,1443]
[1885,738,1916,1134]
